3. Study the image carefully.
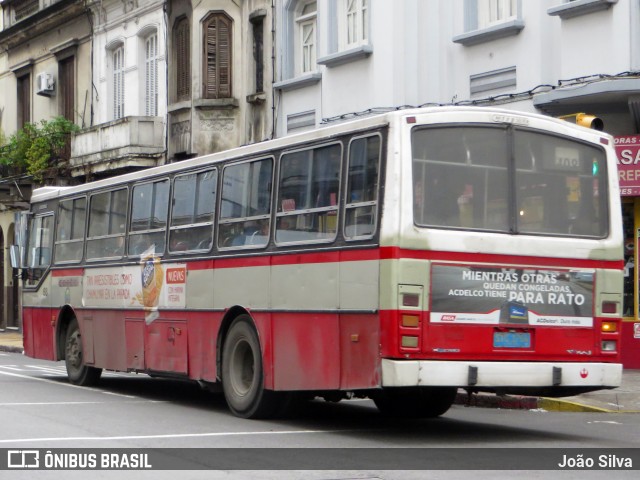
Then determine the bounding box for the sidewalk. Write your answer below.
[1,329,638,412]
[0,329,25,354]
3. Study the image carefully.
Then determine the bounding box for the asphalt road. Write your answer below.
[0,351,638,480]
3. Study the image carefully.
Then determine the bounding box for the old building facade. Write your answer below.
[0,0,92,329]
[166,0,274,160]
[0,0,275,330]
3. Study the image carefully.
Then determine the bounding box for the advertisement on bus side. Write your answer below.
[430,264,594,327]
[82,261,187,319]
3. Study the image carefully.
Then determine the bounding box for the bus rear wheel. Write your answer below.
[64,318,102,386]
[222,315,279,419]
[373,387,457,418]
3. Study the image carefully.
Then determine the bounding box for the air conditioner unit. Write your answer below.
[36,72,55,96]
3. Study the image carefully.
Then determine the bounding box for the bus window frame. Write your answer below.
[85,187,129,262]
[274,141,343,247]
[343,132,382,242]
[217,156,274,251]
[169,167,218,254]
[513,125,610,239]
[410,124,610,239]
[128,176,171,257]
[25,211,55,289]
[53,195,87,265]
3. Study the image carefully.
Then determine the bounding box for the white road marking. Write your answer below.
[0,429,354,444]
[0,400,165,406]
[0,369,139,399]
[1,364,136,379]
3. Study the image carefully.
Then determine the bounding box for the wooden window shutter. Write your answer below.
[218,15,231,97]
[175,18,191,101]
[204,13,232,99]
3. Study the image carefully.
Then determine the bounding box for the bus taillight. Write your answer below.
[401,314,420,327]
[401,336,419,348]
[399,313,422,352]
[601,320,618,333]
[402,293,420,308]
[601,301,618,315]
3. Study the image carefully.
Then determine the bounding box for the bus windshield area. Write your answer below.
[411,125,608,238]
[26,214,54,285]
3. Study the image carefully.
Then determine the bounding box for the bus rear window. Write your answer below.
[411,126,608,238]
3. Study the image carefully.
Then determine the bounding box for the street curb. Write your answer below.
[454,391,628,413]
[455,391,538,410]
[0,344,23,354]
[537,397,615,413]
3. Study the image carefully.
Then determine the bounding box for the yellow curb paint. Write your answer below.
[539,397,618,413]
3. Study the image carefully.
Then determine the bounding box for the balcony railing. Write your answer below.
[70,116,165,177]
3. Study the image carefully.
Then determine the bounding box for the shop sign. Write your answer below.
[615,135,640,196]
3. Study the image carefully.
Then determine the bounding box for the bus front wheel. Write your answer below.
[222,316,278,419]
[64,318,102,386]
[373,387,457,418]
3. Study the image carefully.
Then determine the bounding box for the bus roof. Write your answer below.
[30,105,611,203]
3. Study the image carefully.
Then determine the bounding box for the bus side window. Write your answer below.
[276,143,341,244]
[169,169,217,253]
[129,179,170,256]
[86,189,127,260]
[54,197,86,263]
[218,159,272,250]
[345,134,381,239]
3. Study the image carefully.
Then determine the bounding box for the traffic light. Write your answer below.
[558,113,604,131]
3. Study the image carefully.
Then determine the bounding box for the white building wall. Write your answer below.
[275,0,640,134]
[92,0,167,126]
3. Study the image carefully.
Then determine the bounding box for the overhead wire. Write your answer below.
[321,70,640,124]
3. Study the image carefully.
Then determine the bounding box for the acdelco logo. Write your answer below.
[441,315,456,321]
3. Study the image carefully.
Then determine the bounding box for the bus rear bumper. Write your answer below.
[381,359,623,389]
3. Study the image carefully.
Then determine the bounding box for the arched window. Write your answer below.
[295,1,317,75]
[202,12,232,99]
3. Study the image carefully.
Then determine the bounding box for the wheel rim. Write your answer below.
[66,330,82,370]
[229,337,255,397]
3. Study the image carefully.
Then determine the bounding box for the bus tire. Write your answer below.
[64,318,102,386]
[373,387,457,418]
[221,315,278,419]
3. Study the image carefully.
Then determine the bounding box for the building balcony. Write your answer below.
[70,116,166,178]
[0,0,84,49]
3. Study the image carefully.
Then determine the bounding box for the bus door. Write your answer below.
[22,213,56,359]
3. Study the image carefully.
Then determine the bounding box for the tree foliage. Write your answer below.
[0,117,79,183]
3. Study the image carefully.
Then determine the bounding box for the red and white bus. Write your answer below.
[14,106,624,418]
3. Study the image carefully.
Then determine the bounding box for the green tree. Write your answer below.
[0,117,79,183]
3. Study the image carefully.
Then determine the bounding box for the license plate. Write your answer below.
[493,331,531,348]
